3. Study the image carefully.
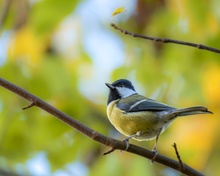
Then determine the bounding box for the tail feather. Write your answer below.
[174,106,213,117]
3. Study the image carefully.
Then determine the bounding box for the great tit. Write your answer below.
[106,79,212,154]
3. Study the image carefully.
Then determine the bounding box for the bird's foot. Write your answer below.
[122,138,130,150]
[151,149,158,163]
[122,131,143,151]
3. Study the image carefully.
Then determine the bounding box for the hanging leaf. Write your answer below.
[112,7,125,17]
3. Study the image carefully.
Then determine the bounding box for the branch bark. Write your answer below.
[0,77,204,176]
[111,23,220,54]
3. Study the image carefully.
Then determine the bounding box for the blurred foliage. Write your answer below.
[0,0,220,176]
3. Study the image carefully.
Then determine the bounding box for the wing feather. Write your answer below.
[117,94,175,112]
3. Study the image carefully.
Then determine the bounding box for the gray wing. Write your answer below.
[117,94,175,112]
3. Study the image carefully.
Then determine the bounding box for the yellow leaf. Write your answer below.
[203,64,220,104]
[7,26,48,65]
[112,7,125,17]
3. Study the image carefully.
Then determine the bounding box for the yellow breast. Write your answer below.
[107,100,159,140]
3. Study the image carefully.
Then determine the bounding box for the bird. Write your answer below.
[105,79,212,156]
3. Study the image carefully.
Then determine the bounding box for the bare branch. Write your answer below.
[173,143,184,171]
[0,77,204,176]
[111,23,220,54]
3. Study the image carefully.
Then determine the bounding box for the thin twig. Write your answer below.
[0,77,204,176]
[22,102,35,110]
[111,23,220,54]
[103,148,115,155]
[173,143,184,171]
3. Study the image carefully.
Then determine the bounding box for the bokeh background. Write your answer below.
[0,0,220,175]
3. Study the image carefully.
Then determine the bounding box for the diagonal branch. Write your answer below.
[111,23,220,54]
[0,77,204,176]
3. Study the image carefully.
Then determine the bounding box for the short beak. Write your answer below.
[105,83,115,90]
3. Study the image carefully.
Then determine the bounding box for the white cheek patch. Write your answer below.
[116,87,136,98]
